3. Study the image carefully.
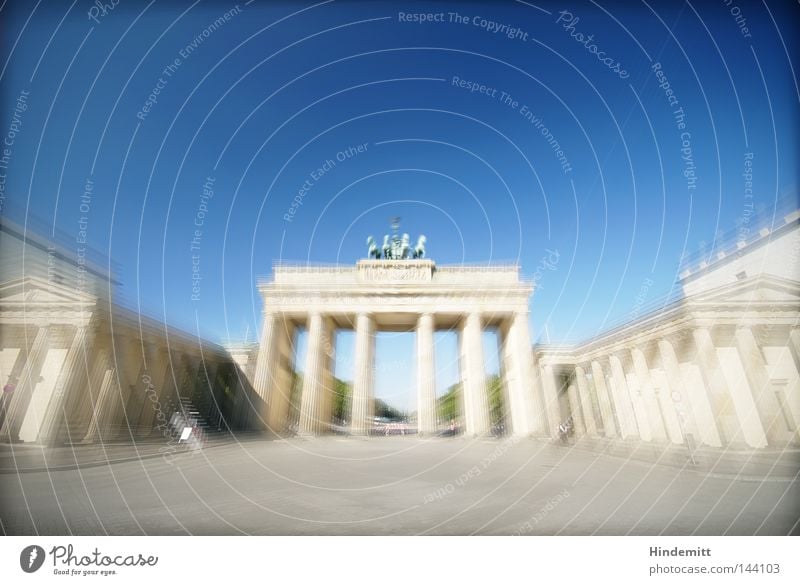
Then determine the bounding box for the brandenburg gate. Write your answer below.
[251,231,544,438]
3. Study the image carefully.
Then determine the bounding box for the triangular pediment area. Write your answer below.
[0,276,96,306]
[686,274,800,306]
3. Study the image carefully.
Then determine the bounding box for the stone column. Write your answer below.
[735,326,780,445]
[415,313,437,435]
[608,354,640,439]
[657,338,690,434]
[629,347,667,442]
[530,360,550,436]
[618,352,654,442]
[266,321,297,434]
[90,364,123,442]
[299,313,334,435]
[1,326,49,441]
[651,372,684,445]
[155,352,179,432]
[460,312,490,436]
[137,346,172,436]
[781,327,800,440]
[788,328,800,374]
[574,365,598,437]
[590,360,617,438]
[81,365,117,443]
[252,311,279,431]
[502,312,540,436]
[658,337,723,447]
[123,341,154,438]
[37,326,90,445]
[0,348,25,433]
[98,338,143,441]
[540,364,562,438]
[566,381,585,436]
[114,336,146,440]
[692,327,746,445]
[351,313,376,435]
[62,334,103,432]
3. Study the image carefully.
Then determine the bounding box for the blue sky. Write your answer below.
[1,0,797,408]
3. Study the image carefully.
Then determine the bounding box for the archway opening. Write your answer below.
[373,331,414,435]
[331,330,354,431]
[285,326,306,433]
[435,330,461,435]
[484,328,507,436]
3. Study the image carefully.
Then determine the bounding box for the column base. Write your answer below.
[462,431,493,439]
[294,429,325,439]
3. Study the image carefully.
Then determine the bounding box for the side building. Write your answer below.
[0,219,248,446]
[536,210,800,449]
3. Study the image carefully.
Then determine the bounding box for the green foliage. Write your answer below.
[332,377,352,422]
[374,398,404,421]
[286,373,506,427]
[436,375,506,425]
[437,383,460,423]
[486,373,506,425]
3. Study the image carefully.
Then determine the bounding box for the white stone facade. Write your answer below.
[250,259,541,437]
[3,210,797,450]
[0,220,237,446]
[536,213,800,448]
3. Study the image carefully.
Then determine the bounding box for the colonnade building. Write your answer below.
[1,211,798,450]
[535,212,800,449]
[246,259,540,437]
[244,212,799,448]
[0,219,238,446]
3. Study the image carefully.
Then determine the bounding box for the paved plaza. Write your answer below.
[1,437,798,536]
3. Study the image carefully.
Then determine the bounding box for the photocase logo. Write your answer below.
[20,545,45,573]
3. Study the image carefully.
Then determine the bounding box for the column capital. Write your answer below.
[417,311,434,322]
[663,330,689,348]
[464,311,482,325]
[658,336,676,350]
[609,351,629,365]
[417,312,435,330]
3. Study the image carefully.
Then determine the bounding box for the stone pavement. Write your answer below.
[1,436,798,535]
[0,433,244,473]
